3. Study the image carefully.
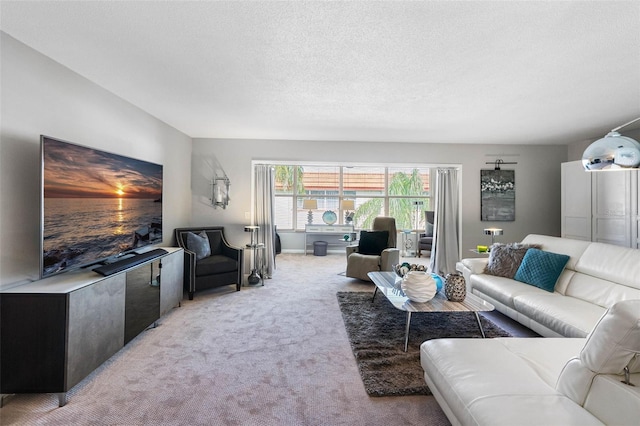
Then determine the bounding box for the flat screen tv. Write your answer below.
[41,135,163,278]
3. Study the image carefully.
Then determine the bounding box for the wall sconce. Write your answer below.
[484,228,503,246]
[340,199,355,224]
[212,176,230,209]
[582,117,640,170]
[485,159,518,170]
[303,199,317,224]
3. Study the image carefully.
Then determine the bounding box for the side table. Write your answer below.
[245,243,265,285]
[401,230,418,257]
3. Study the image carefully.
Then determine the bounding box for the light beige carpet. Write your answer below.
[0,254,449,426]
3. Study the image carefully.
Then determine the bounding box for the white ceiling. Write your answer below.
[1,1,639,144]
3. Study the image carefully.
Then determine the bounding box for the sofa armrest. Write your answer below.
[182,248,197,295]
[461,257,488,274]
[380,248,400,272]
[457,257,488,286]
[346,244,359,260]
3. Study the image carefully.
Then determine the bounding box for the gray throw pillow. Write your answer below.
[186,231,211,261]
[484,243,541,278]
[425,222,434,237]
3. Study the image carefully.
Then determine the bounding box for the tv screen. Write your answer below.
[41,136,163,278]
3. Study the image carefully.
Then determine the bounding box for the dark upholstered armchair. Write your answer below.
[345,217,400,281]
[417,211,435,258]
[174,227,243,300]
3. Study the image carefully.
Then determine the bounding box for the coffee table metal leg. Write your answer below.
[372,287,378,303]
[474,312,486,338]
[404,312,412,352]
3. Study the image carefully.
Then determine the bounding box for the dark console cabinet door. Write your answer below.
[124,260,160,344]
[1,294,67,393]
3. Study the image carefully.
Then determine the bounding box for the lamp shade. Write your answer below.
[340,200,355,210]
[483,228,503,236]
[303,199,317,210]
[582,131,640,170]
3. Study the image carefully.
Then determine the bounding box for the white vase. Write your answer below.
[401,271,437,302]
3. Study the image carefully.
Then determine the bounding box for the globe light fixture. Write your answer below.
[582,117,640,171]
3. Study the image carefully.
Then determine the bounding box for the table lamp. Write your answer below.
[484,228,503,247]
[303,199,317,224]
[340,199,355,224]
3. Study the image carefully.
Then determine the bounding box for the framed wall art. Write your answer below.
[481,169,515,221]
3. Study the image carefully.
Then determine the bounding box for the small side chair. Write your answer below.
[174,227,243,300]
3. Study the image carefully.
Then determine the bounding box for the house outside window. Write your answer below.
[274,164,431,231]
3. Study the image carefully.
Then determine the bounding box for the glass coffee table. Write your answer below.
[368,271,495,352]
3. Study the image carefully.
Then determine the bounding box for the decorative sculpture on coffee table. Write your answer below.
[445,273,466,302]
[401,271,437,302]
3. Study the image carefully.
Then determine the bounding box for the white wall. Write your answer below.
[0,33,192,288]
[191,138,568,254]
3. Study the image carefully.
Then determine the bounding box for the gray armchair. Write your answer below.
[174,227,243,300]
[417,211,434,258]
[345,217,400,281]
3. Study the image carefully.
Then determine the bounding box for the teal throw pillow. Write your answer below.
[186,231,211,261]
[514,248,570,292]
[358,230,389,256]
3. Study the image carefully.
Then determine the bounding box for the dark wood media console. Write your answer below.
[0,247,183,407]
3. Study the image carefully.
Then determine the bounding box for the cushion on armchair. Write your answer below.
[358,230,389,255]
[424,222,434,237]
[186,231,211,260]
[195,255,238,276]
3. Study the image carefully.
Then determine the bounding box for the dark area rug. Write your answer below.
[337,291,512,397]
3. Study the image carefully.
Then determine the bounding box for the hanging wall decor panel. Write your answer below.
[481,169,515,221]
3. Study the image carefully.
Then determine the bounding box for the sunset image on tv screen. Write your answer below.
[41,136,163,277]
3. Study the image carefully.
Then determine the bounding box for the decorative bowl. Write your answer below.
[401,271,437,302]
[393,262,427,278]
[322,210,337,225]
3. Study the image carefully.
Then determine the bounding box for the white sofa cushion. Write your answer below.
[520,234,591,271]
[513,293,606,338]
[556,300,640,405]
[470,274,544,309]
[564,272,640,309]
[580,299,640,374]
[584,373,640,425]
[575,243,640,291]
[420,337,599,426]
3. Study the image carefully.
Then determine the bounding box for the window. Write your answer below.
[274,164,431,231]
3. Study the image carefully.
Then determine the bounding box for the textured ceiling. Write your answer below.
[1,1,639,144]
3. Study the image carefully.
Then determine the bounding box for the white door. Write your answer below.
[592,170,635,247]
[561,161,591,241]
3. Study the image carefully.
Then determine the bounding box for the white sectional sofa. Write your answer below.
[420,299,640,426]
[456,234,640,337]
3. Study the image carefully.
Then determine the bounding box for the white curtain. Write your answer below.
[429,168,460,276]
[254,165,276,278]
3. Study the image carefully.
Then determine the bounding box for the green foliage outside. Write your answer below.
[275,165,429,230]
[275,165,305,195]
[355,169,428,230]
